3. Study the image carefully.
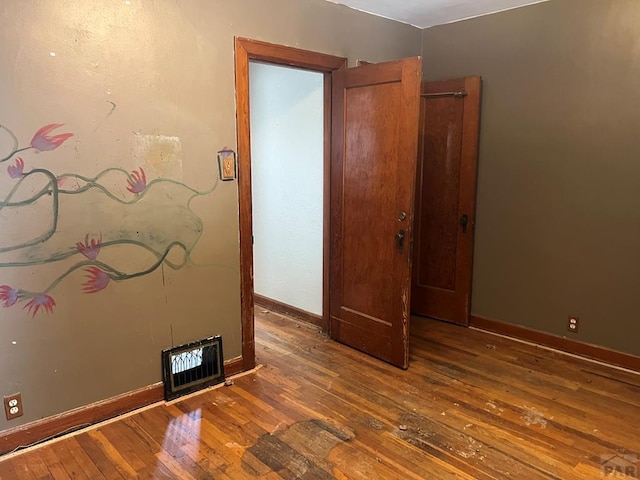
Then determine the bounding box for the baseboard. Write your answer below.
[0,383,164,456]
[224,357,243,376]
[470,315,640,372]
[0,357,244,456]
[255,294,326,331]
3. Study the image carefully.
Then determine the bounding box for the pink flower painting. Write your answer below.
[0,120,215,316]
[126,167,147,194]
[76,234,102,260]
[30,124,74,152]
[82,267,110,294]
[0,285,19,308]
[24,294,56,316]
[7,157,24,178]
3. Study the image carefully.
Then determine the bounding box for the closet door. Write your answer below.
[411,77,481,326]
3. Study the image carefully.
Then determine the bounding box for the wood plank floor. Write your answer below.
[1,310,639,479]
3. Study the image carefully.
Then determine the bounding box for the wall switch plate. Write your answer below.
[4,393,23,420]
[567,316,579,333]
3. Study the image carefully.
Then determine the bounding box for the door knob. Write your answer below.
[395,229,405,253]
[460,214,469,233]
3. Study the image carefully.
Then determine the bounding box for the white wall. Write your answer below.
[249,62,324,315]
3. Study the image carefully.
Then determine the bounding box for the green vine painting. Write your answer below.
[0,123,219,316]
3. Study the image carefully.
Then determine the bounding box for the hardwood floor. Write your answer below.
[1,310,639,479]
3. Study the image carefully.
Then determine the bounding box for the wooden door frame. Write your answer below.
[234,37,347,371]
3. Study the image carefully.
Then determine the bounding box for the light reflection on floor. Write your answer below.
[154,407,202,475]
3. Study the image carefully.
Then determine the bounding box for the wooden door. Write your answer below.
[330,58,421,369]
[411,77,482,326]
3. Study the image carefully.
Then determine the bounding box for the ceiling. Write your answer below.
[324,0,548,28]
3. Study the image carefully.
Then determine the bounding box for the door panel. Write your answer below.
[330,58,421,369]
[411,77,481,326]
[419,93,463,291]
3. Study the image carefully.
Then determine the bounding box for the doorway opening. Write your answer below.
[234,38,347,370]
[249,61,324,322]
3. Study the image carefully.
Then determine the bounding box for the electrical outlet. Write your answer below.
[567,316,579,333]
[4,393,23,420]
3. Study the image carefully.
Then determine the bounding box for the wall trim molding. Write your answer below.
[470,315,639,372]
[224,357,243,376]
[255,294,325,330]
[0,357,243,456]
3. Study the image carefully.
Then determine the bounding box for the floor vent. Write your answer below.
[162,336,224,401]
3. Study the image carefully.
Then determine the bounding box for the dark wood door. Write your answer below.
[411,77,482,326]
[330,58,421,369]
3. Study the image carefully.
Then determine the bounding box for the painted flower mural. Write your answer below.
[30,124,74,152]
[0,123,73,163]
[7,157,24,178]
[82,267,110,294]
[0,285,19,308]
[0,122,222,316]
[0,285,57,317]
[76,234,102,260]
[24,295,56,316]
[126,167,147,194]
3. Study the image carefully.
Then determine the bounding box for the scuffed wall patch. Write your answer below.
[132,132,183,181]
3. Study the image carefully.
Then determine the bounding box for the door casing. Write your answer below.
[234,37,347,370]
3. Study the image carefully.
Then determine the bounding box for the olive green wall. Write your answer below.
[421,0,640,355]
[0,0,420,430]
